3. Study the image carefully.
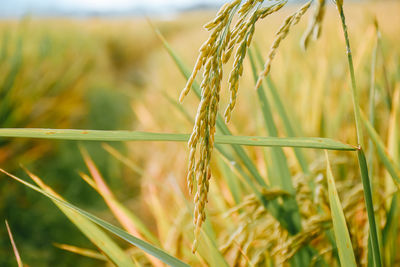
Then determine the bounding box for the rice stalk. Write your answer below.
[177,0,353,252]
[179,1,291,251]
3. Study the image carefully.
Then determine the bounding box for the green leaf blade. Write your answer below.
[1,169,190,267]
[325,152,357,267]
[0,128,356,150]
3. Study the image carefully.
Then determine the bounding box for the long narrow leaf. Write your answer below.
[357,149,382,267]
[382,88,400,266]
[361,113,400,188]
[21,169,135,267]
[0,168,190,267]
[54,243,107,261]
[325,152,357,267]
[81,148,159,246]
[0,128,356,150]
[79,149,162,267]
[5,220,23,267]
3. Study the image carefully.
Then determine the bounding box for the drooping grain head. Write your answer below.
[180,0,323,252]
[224,1,287,123]
[301,0,326,50]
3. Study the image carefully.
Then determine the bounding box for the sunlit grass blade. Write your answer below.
[0,168,190,267]
[80,148,160,246]
[381,87,399,266]
[361,113,400,188]
[0,128,356,150]
[54,243,107,261]
[5,220,23,267]
[18,168,135,267]
[325,151,357,267]
[80,149,161,259]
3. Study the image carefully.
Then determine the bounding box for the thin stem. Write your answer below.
[336,3,382,267]
[357,149,382,267]
[337,4,363,147]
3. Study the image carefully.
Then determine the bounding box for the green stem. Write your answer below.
[337,3,382,267]
[337,5,363,147]
[357,149,382,267]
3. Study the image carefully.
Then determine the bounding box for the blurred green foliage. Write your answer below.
[0,17,149,266]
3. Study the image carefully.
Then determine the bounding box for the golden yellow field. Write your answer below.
[0,1,399,266]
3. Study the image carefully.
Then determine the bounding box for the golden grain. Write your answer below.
[256,1,312,89]
[224,1,286,122]
[301,0,326,50]
[182,0,320,252]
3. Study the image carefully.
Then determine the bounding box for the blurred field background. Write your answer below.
[0,1,399,266]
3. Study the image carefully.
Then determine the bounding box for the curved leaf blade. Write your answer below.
[0,169,190,267]
[0,128,355,151]
[5,220,23,267]
[325,152,357,267]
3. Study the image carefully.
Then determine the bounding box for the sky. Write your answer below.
[1,0,226,17]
